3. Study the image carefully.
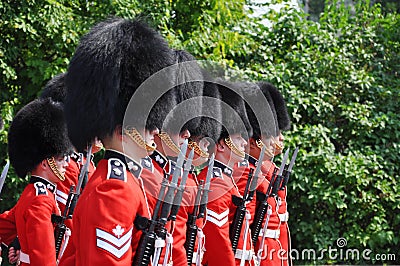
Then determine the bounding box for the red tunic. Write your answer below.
[14,176,60,266]
[0,206,17,246]
[198,160,241,266]
[55,153,96,235]
[277,182,290,266]
[70,150,149,265]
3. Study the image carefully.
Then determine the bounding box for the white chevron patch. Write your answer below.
[206,208,229,227]
[56,190,68,205]
[96,227,132,258]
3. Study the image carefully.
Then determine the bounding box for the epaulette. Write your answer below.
[30,176,57,196]
[150,150,168,169]
[247,155,258,167]
[104,150,142,178]
[237,159,249,168]
[107,158,127,182]
[141,156,154,173]
[70,152,81,163]
[212,167,223,178]
[213,160,233,177]
[34,182,48,196]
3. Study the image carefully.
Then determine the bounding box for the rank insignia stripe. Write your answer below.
[96,226,133,259]
[206,208,229,227]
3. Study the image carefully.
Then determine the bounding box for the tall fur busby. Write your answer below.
[186,79,222,144]
[40,73,67,103]
[217,80,252,141]
[258,81,290,131]
[147,49,204,135]
[65,17,175,151]
[164,49,203,134]
[240,82,278,139]
[8,98,72,178]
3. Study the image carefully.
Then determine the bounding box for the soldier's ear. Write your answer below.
[40,159,49,170]
[249,138,259,150]
[216,139,225,152]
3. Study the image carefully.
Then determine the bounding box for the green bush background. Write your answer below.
[0,0,398,264]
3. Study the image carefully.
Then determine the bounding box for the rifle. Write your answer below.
[280,147,299,190]
[0,161,10,196]
[246,145,266,202]
[198,154,214,219]
[270,149,290,197]
[133,140,188,266]
[184,180,203,265]
[0,160,9,265]
[250,150,289,245]
[168,148,194,221]
[54,145,92,260]
[230,168,253,253]
[185,154,214,265]
[133,174,169,266]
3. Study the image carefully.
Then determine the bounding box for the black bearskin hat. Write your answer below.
[164,49,203,134]
[186,79,222,145]
[65,17,175,151]
[8,98,72,178]
[258,82,290,131]
[217,80,252,141]
[241,82,278,140]
[40,73,67,103]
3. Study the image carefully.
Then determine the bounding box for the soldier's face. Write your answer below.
[49,155,69,183]
[228,134,247,163]
[273,131,284,156]
[189,136,211,166]
[145,128,160,149]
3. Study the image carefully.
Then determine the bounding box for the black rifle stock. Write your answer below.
[230,168,253,253]
[250,167,277,245]
[133,176,168,266]
[185,180,204,265]
[54,185,74,259]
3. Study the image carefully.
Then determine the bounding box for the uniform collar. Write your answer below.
[248,155,258,167]
[140,156,154,172]
[150,149,168,169]
[104,149,142,178]
[213,160,233,177]
[70,151,81,163]
[29,176,57,194]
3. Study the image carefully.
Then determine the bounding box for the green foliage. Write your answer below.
[0,0,399,264]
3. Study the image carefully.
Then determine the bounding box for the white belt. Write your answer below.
[278,212,289,222]
[259,229,280,239]
[235,249,254,261]
[192,251,200,264]
[20,251,30,264]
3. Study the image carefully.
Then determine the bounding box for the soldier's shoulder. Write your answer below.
[106,158,127,182]
[212,167,223,179]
